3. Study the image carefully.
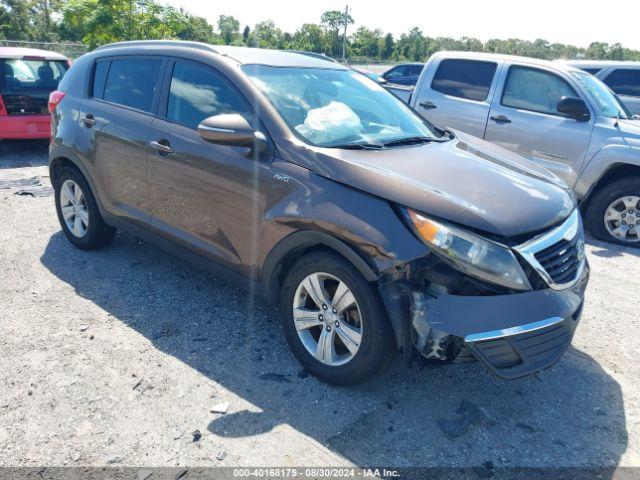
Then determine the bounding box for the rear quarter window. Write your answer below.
[431,59,497,101]
[603,69,640,97]
[91,60,109,99]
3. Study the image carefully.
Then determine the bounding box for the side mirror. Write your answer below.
[197,113,267,151]
[557,96,590,121]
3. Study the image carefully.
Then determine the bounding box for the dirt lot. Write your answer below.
[0,140,639,469]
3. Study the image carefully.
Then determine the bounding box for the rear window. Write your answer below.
[96,58,162,113]
[1,58,68,94]
[0,58,68,115]
[431,59,497,101]
[603,69,640,97]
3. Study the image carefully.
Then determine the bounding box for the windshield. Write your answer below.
[242,65,441,148]
[572,71,631,119]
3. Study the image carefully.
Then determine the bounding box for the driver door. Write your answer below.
[484,64,593,187]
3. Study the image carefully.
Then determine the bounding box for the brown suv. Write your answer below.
[49,41,588,384]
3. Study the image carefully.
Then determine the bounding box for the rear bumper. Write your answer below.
[406,261,589,379]
[0,115,51,139]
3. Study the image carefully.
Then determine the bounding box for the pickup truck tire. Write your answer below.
[280,252,395,385]
[585,177,640,246]
[54,167,116,250]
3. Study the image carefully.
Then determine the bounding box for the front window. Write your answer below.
[572,72,630,119]
[242,65,440,148]
[502,66,578,116]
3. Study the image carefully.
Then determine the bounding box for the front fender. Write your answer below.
[575,144,640,200]
[258,160,429,297]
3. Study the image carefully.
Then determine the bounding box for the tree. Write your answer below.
[320,9,353,58]
[249,20,283,49]
[291,23,326,53]
[395,27,426,61]
[0,0,37,40]
[380,33,394,60]
[350,27,381,59]
[242,25,250,44]
[217,14,239,45]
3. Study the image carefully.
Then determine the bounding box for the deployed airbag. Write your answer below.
[295,101,363,144]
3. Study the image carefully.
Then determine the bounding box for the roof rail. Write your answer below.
[95,40,219,54]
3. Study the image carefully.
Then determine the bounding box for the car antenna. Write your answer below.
[614,109,622,127]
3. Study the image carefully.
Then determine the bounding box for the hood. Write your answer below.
[283,131,575,238]
[618,119,640,146]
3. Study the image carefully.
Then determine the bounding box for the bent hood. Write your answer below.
[283,130,575,238]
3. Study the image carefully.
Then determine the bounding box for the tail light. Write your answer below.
[0,94,5,116]
[48,90,66,113]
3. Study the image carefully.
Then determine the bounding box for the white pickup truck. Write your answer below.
[387,51,640,246]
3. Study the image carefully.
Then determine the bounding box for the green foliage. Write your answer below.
[0,0,639,63]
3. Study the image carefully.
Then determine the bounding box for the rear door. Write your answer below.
[600,67,640,115]
[484,64,593,187]
[78,56,165,225]
[413,58,500,138]
[146,58,274,276]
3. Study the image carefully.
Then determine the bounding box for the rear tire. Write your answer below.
[585,177,640,246]
[54,167,115,250]
[279,252,394,385]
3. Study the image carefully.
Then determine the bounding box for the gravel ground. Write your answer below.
[0,140,639,469]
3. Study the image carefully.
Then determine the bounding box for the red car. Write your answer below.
[0,47,70,139]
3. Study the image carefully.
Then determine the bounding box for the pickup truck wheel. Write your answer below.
[54,167,116,250]
[586,177,640,246]
[280,252,394,385]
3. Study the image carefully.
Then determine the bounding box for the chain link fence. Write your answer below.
[0,40,89,58]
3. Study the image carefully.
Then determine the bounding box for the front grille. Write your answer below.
[2,94,48,115]
[533,233,582,285]
[515,209,585,289]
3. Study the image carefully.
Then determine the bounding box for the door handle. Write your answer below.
[419,101,437,109]
[82,114,96,127]
[490,115,511,124]
[149,140,175,154]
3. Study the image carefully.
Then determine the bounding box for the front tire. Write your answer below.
[585,177,640,246]
[54,167,115,250]
[280,252,394,385]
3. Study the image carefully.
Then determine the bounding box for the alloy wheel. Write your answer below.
[59,179,89,238]
[292,272,363,366]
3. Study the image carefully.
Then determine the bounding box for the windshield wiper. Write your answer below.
[382,136,438,147]
[327,141,383,150]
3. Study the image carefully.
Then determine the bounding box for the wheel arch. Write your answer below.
[261,231,379,303]
[580,162,640,212]
[49,147,107,218]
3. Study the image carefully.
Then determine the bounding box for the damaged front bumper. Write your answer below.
[380,261,589,379]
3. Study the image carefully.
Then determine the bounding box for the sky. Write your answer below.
[159,0,640,50]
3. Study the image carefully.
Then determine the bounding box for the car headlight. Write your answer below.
[407,209,532,291]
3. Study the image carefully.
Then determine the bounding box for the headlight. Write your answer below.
[407,209,532,291]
